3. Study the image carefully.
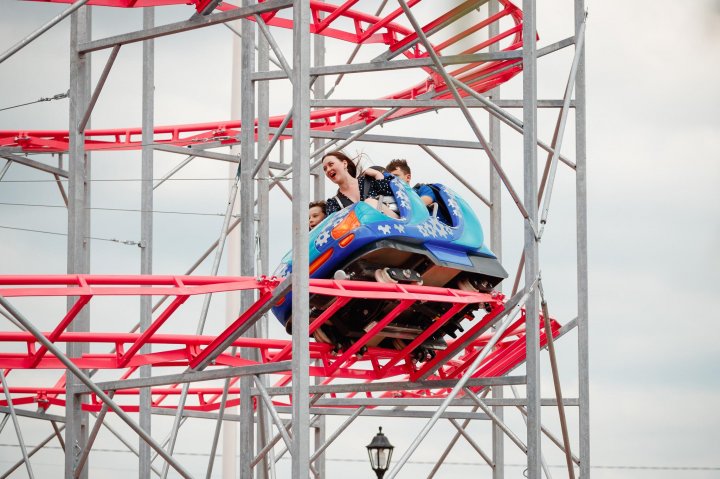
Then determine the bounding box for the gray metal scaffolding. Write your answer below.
[0,0,588,477]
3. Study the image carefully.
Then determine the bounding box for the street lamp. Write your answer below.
[366,427,394,479]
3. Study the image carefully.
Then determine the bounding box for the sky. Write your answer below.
[0,0,719,478]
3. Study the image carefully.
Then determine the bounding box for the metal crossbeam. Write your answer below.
[0,152,68,177]
[0,371,34,479]
[271,127,486,150]
[78,0,293,53]
[255,376,525,397]
[275,407,490,420]
[0,296,194,479]
[78,45,121,132]
[74,361,292,393]
[0,0,90,64]
[0,408,66,423]
[252,51,522,81]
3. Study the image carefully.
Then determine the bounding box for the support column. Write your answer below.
[488,1,504,476]
[240,376,255,478]
[66,7,91,479]
[574,1,590,477]
[311,24,325,202]
[312,363,326,479]
[291,1,311,478]
[311,18,326,479]
[256,11,274,479]
[240,2,257,477]
[522,0,541,477]
[225,16,243,479]
[139,6,154,479]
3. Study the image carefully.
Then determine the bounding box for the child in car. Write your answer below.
[309,200,327,230]
[386,159,451,225]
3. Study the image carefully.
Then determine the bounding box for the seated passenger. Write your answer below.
[323,150,399,219]
[386,159,451,225]
[309,200,327,230]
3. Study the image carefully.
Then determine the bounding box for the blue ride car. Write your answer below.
[271,176,507,357]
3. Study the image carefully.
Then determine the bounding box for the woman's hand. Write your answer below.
[363,166,385,180]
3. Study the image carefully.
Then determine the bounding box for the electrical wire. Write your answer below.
[0,91,69,112]
[0,177,237,183]
[0,201,237,217]
[0,225,141,246]
[0,176,292,183]
[0,444,716,471]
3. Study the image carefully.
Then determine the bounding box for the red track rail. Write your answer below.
[0,275,559,413]
[0,1,543,414]
[2,0,524,153]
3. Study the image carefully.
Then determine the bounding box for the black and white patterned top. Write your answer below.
[325,171,395,215]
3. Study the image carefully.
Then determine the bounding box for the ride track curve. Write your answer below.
[0,1,559,413]
[0,275,561,413]
[1,0,524,152]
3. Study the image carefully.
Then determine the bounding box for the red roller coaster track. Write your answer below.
[0,1,551,417]
[0,275,559,413]
[2,0,524,153]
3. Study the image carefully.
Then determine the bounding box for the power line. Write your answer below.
[0,91,69,112]
[0,444,716,471]
[0,225,141,246]
[0,201,237,218]
[0,177,237,183]
[318,459,720,471]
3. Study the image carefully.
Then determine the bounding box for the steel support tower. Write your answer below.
[0,0,588,477]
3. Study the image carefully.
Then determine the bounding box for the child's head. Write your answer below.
[309,201,327,230]
[386,158,412,184]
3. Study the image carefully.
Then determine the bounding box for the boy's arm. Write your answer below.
[419,195,434,206]
[415,184,436,206]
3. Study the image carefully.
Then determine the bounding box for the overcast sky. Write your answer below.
[0,0,719,478]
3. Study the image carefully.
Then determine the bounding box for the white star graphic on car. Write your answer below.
[378,224,391,235]
[393,224,405,233]
[448,199,460,216]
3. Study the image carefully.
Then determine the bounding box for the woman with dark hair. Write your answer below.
[322,150,399,218]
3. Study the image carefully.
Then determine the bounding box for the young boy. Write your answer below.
[386,159,451,225]
[308,200,327,230]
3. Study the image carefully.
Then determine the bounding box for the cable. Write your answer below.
[0,202,238,218]
[0,177,237,183]
[0,225,141,246]
[0,444,716,471]
[27,136,235,154]
[1,176,291,183]
[0,91,69,112]
[0,136,230,156]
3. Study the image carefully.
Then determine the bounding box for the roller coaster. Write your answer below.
[0,1,588,477]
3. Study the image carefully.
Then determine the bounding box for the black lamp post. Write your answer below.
[366,427,394,479]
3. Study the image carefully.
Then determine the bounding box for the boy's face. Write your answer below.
[309,206,326,230]
[389,168,411,184]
